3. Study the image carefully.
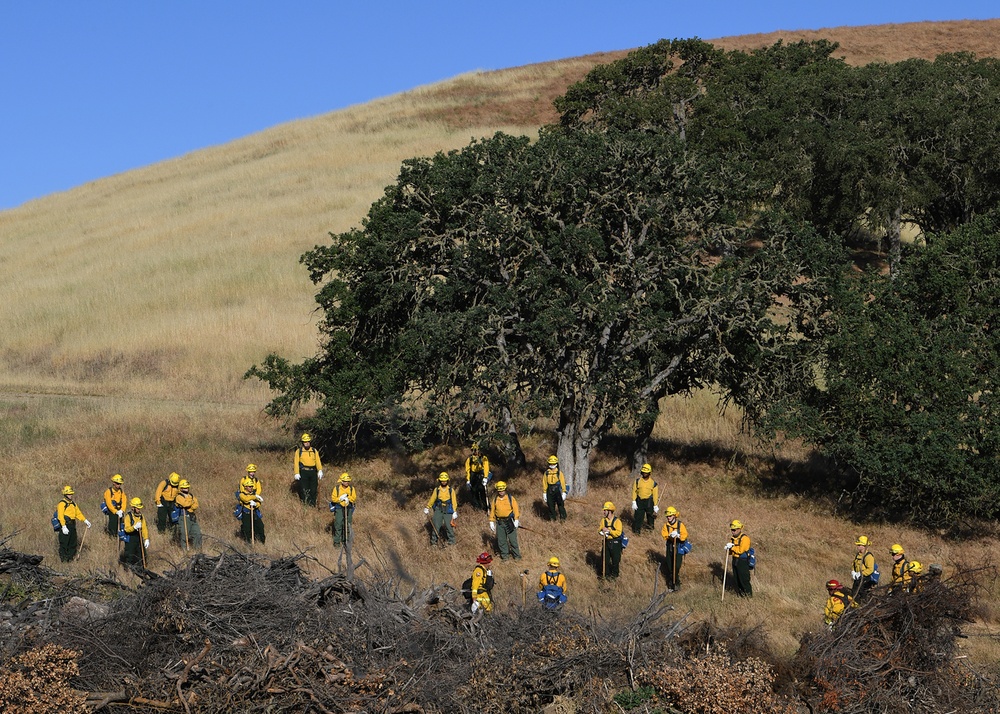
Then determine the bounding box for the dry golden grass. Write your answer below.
[1,18,999,664]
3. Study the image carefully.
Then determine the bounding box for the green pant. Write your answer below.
[240,510,265,544]
[496,519,521,560]
[106,511,123,539]
[58,522,79,562]
[546,486,566,521]
[469,479,488,511]
[632,497,655,533]
[333,505,353,546]
[299,466,318,506]
[121,536,145,566]
[664,542,684,589]
[602,537,622,579]
[156,499,175,534]
[431,508,455,545]
[732,555,753,597]
[176,512,203,550]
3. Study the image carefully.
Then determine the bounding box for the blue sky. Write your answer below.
[1,2,997,210]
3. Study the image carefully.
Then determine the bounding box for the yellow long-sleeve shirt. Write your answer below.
[57,499,87,526]
[427,485,458,512]
[853,550,875,578]
[542,467,566,491]
[175,492,199,512]
[600,516,623,539]
[490,493,519,522]
[123,512,149,540]
[104,486,127,514]
[661,519,688,543]
[471,564,492,597]
[632,476,658,502]
[294,446,322,471]
[539,568,567,594]
[238,491,261,509]
[730,532,751,557]
[824,590,852,625]
[890,558,911,590]
[154,479,179,504]
[465,455,490,482]
[331,483,357,506]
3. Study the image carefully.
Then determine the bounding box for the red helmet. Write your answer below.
[826,579,842,590]
[476,552,493,565]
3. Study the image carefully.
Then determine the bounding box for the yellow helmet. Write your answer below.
[890,543,904,555]
[548,455,559,465]
[438,472,449,483]
[471,442,480,451]
[169,472,180,486]
[111,474,124,484]
[130,497,143,509]
[339,472,351,482]
[640,463,652,474]
[665,506,678,516]
[603,501,615,511]
[301,433,312,442]
[730,520,743,530]
[241,477,256,490]
[548,557,560,567]
[246,463,257,473]
[62,485,75,496]
[908,560,923,574]
[856,535,871,547]
[495,481,507,491]
[179,479,191,489]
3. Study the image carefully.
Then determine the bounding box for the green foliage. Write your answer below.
[613,685,657,711]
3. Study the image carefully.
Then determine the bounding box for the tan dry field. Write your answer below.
[1,19,999,661]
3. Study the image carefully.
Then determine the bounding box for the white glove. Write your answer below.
[489,522,496,533]
[471,601,479,614]
[116,510,124,517]
[632,500,638,511]
[653,505,659,514]
[294,473,301,481]
[318,470,324,479]
[465,480,471,488]
[256,495,264,502]
[133,518,142,528]
[513,519,520,528]
[724,542,734,550]
[852,571,861,580]
[482,477,488,486]
[144,539,150,549]
[670,530,679,538]
[542,493,547,504]
[339,496,349,505]
[561,492,567,499]
[84,520,92,528]
[157,503,163,508]
[61,526,69,535]
[423,507,430,515]
[451,513,457,522]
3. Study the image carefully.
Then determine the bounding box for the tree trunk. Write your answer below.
[556,397,599,496]
[500,404,526,471]
[888,205,902,279]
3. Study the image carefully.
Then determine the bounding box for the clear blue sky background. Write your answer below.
[2,1,997,210]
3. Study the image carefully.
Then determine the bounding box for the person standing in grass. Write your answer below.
[120,498,149,567]
[174,479,202,550]
[823,579,853,630]
[660,506,688,592]
[424,472,458,546]
[55,485,91,562]
[598,502,624,580]
[725,519,752,597]
[153,472,180,534]
[330,472,357,546]
[244,463,263,497]
[470,552,494,614]
[293,433,323,506]
[538,556,568,608]
[542,455,567,522]
[465,442,491,512]
[888,543,910,593]
[489,480,521,561]
[237,476,265,544]
[102,474,127,539]
[851,535,878,601]
[630,463,659,534]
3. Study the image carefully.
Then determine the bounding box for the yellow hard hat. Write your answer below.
[471,442,480,450]
[62,485,75,496]
[438,472,449,483]
[665,506,678,516]
[548,557,560,567]
[603,501,615,511]
[495,481,507,491]
[241,477,255,490]
[890,543,904,555]
[111,474,124,484]
[246,463,257,473]
[130,497,143,509]
[730,520,743,530]
[908,560,923,574]
[169,472,180,486]
[339,472,351,482]
[301,433,312,442]
[179,479,191,489]
[548,455,559,465]
[856,535,871,547]
[640,463,652,474]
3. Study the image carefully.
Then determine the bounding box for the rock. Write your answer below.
[61,596,109,622]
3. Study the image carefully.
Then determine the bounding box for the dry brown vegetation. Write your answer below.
[2,17,1000,710]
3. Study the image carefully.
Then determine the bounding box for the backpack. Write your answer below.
[538,584,567,608]
[482,567,495,595]
[869,561,881,584]
[677,540,693,556]
[100,500,110,515]
[747,547,756,570]
[51,510,61,531]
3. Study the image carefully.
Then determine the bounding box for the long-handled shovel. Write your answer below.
[601,536,607,580]
[74,523,89,562]
[250,504,256,547]
[721,547,730,602]
[672,538,679,590]
[182,511,190,552]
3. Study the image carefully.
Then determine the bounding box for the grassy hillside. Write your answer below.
[1,19,999,663]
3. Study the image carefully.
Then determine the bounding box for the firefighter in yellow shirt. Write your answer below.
[489,481,521,560]
[330,473,357,546]
[465,442,490,512]
[598,502,624,580]
[542,455,567,522]
[237,476,265,545]
[725,520,752,597]
[121,498,150,567]
[888,543,911,593]
[55,485,91,562]
[660,506,689,592]
[470,552,494,614]
[538,556,568,608]
[293,433,323,506]
[824,579,853,629]
[851,535,878,601]
[175,479,202,551]
[424,472,458,546]
[103,474,127,539]
[153,472,180,534]
[631,463,659,534]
